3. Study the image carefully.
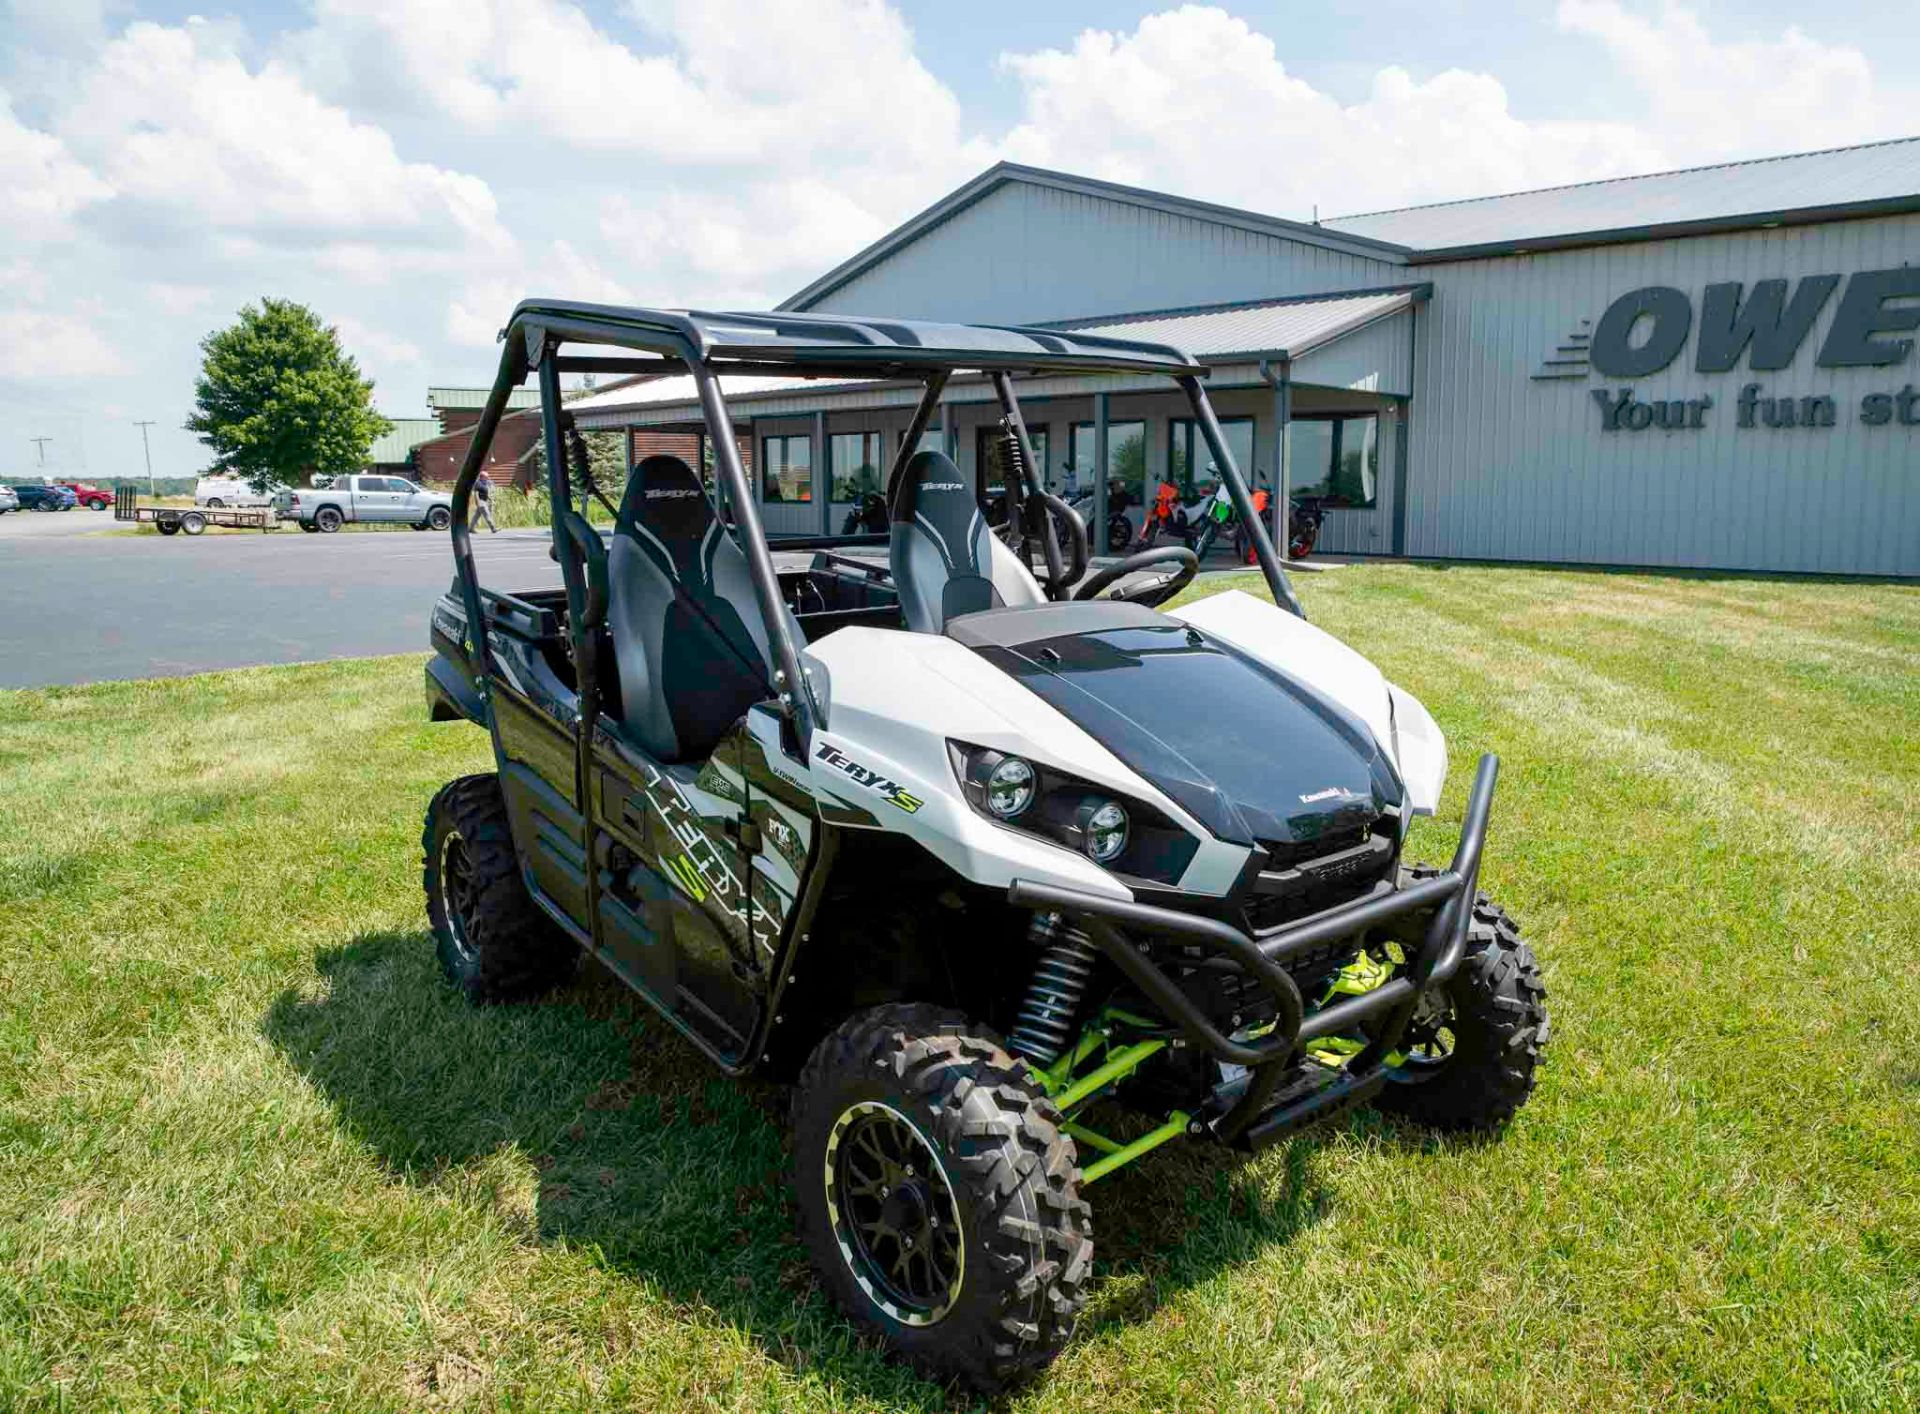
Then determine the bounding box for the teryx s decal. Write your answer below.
[815,743,923,813]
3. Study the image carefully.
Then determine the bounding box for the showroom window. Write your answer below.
[1167,417,1255,498]
[760,434,812,503]
[977,424,1050,496]
[830,431,886,501]
[1289,415,1379,507]
[1068,420,1146,507]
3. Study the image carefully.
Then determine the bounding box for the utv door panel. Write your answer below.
[591,723,767,1058]
[488,672,591,931]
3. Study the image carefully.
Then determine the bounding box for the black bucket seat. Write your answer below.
[888,451,1044,633]
[607,455,795,762]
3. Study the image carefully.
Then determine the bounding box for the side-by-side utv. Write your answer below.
[421,302,1547,1388]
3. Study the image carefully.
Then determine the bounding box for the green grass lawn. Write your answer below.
[2,565,1915,1412]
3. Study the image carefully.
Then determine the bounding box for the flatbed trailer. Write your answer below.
[113,485,280,536]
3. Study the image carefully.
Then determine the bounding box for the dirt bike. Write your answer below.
[1130,482,1208,553]
[1068,482,1134,554]
[1194,487,1326,562]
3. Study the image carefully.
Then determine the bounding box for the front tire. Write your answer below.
[792,1004,1091,1390]
[421,774,576,1003]
[1375,880,1548,1132]
[179,511,207,535]
[426,505,452,531]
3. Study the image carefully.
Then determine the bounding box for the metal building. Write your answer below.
[573,138,1920,576]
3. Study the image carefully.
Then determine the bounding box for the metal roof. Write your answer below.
[1324,135,1920,257]
[564,285,1421,424]
[365,418,443,464]
[427,386,542,411]
[1055,285,1428,362]
[509,300,1205,376]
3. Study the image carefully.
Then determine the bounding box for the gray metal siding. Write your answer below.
[1407,212,1920,575]
[812,182,1401,324]
[1291,313,1413,397]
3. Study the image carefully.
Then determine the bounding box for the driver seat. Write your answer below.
[607,455,795,763]
[888,451,1043,633]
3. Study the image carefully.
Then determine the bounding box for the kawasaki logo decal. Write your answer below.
[815,743,923,814]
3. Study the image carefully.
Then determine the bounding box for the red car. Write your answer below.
[55,480,114,510]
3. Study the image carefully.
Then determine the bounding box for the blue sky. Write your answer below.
[2,0,1913,479]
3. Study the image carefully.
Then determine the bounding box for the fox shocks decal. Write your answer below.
[815,743,924,814]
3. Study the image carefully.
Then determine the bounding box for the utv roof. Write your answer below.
[510,299,1206,379]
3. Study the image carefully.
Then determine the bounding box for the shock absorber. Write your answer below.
[1007,911,1099,1066]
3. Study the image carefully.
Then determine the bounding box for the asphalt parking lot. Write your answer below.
[0,505,124,539]
[0,524,564,688]
[0,513,1321,689]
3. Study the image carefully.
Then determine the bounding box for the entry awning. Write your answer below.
[1055,285,1427,395]
[569,285,1428,428]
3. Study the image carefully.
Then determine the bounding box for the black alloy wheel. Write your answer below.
[826,1100,965,1325]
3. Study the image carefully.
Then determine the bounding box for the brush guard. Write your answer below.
[1009,753,1500,1154]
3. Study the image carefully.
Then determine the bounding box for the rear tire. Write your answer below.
[156,520,180,536]
[205,498,226,508]
[791,1003,1091,1391]
[1375,877,1548,1133]
[315,507,343,533]
[421,774,577,1003]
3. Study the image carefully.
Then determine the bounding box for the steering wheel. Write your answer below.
[1071,545,1198,609]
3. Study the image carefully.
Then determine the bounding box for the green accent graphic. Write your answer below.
[665,853,707,902]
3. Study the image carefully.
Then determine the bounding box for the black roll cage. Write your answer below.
[448,300,1304,762]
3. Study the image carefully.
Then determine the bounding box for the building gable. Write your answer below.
[786,166,1406,325]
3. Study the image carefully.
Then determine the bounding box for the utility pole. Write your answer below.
[134,421,157,497]
[30,436,52,468]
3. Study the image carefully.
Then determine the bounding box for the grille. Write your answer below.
[1243,818,1397,938]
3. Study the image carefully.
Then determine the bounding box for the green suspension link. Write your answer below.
[1028,1009,1190,1184]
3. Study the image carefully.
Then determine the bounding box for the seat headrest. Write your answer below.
[619,455,712,543]
[890,450,972,525]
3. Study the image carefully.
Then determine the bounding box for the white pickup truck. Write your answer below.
[276,474,454,533]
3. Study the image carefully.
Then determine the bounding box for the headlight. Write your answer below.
[984,756,1036,818]
[1079,799,1128,862]
[947,741,1197,884]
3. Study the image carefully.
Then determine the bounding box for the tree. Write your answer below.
[523,426,627,506]
[186,299,390,491]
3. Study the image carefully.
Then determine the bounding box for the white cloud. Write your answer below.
[332,314,423,368]
[0,308,126,378]
[600,176,891,290]
[1555,1,1896,159]
[445,239,635,348]
[298,0,972,169]
[57,21,508,250]
[0,94,112,243]
[995,7,1658,221]
[147,282,213,315]
[991,5,1906,225]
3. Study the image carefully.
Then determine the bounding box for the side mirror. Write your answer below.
[555,508,608,630]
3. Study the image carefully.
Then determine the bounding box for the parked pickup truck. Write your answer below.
[276,474,454,533]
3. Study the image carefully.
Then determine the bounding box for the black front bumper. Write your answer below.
[1009,753,1499,1148]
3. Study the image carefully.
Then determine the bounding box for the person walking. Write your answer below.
[472,468,498,532]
